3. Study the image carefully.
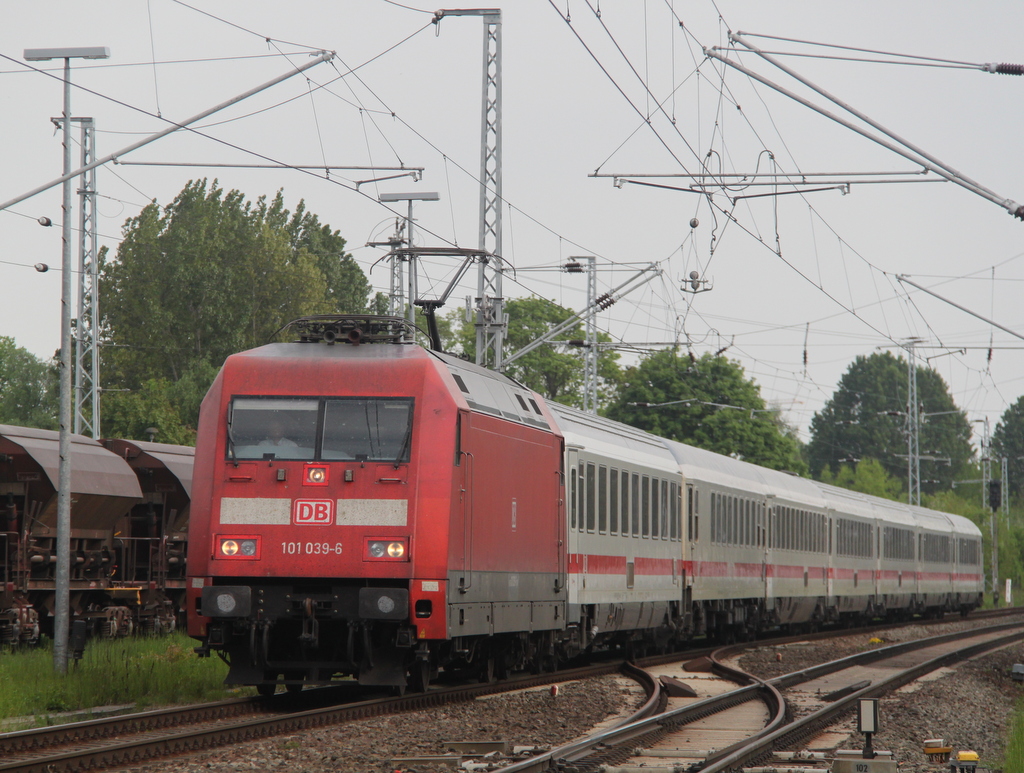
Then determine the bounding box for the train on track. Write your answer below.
[185,315,984,695]
[0,424,193,644]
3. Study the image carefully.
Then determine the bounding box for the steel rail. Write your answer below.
[0,661,638,773]
[2,610,1019,771]
[510,619,1024,773]
[701,624,1024,772]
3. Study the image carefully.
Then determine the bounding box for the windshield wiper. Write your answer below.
[393,422,413,469]
[226,405,237,464]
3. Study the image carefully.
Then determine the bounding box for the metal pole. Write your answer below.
[703,47,1022,217]
[906,342,920,506]
[897,276,1024,342]
[407,199,417,333]
[2,51,335,214]
[55,56,73,675]
[1003,456,1010,521]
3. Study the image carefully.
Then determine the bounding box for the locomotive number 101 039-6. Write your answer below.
[281,542,343,556]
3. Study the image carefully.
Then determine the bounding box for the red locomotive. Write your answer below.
[186,315,983,695]
[187,316,564,693]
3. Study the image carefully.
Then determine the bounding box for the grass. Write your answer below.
[0,633,250,729]
[1006,698,1024,773]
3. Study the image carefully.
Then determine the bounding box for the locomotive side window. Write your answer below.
[229,397,320,460]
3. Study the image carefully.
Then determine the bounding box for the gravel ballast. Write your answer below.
[114,675,642,773]
[738,620,1024,772]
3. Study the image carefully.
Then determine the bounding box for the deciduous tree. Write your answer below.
[0,337,57,429]
[992,395,1024,500]
[807,351,973,493]
[818,457,903,500]
[606,349,804,472]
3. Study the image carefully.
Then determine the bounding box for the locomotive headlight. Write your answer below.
[365,539,409,561]
[303,464,329,486]
[218,537,259,559]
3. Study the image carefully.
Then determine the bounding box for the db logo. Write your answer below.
[292,499,334,525]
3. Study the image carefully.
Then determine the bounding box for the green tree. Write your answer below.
[101,378,197,446]
[259,193,369,314]
[0,337,57,429]
[455,297,622,410]
[819,457,903,500]
[992,395,1024,501]
[807,351,973,494]
[606,349,805,472]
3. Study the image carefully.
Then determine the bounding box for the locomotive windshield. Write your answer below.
[229,398,319,460]
[321,399,412,462]
[228,396,413,463]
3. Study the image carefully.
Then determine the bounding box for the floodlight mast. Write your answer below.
[24,45,110,676]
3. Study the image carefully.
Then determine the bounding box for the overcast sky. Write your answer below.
[3,1,1024,450]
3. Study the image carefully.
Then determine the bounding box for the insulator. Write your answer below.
[564,261,583,273]
[596,293,615,310]
[996,63,1024,76]
[567,339,586,347]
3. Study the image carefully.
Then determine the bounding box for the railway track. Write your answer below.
[502,618,1024,773]
[0,661,656,773]
[1,610,1018,772]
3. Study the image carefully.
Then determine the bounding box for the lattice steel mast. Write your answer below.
[906,340,920,506]
[73,117,99,437]
[438,9,505,369]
